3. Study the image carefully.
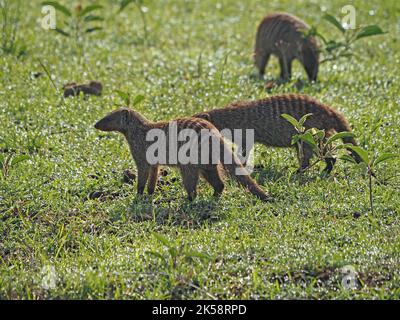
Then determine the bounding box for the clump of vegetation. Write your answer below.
[281,113,355,176]
[146,233,214,299]
[41,1,104,41]
[0,154,29,179]
[282,113,398,216]
[118,0,149,44]
[341,147,398,216]
[306,13,386,63]
[115,90,145,107]
[0,0,26,56]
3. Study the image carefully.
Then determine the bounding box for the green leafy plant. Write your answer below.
[119,0,149,44]
[115,91,145,107]
[41,1,103,41]
[282,113,356,176]
[0,153,29,179]
[340,147,398,215]
[306,13,386,63]
[145,233,213,298]
[146,233,211,270]
[0,0,26,56]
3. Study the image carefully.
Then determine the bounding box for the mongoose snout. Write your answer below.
[94,108,129,132]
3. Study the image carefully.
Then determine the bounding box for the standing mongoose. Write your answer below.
[94,108,270,201]
[63,81,103,98]
[254,12,319,81]
[193,94,361,173]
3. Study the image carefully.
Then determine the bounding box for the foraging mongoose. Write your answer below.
[94,108,270,201]
[193,94,361,173]
[254,12,319,81]
[63,81,103,98]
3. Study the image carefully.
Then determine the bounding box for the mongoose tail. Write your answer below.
[219,139,270,202]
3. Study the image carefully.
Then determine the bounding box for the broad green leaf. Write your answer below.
[153,233,172,247]
[0,154,5,167]
[41,1,71,16]
[356,25,386,40]
[132,94,145,106]
[323,13,345,33]
[84,15,104,22]
[168,247,178,258]
[145,251,166,264]
[281,114,300,131]
[186,250,212,261]
[54,28,70,37]
[373,153,398,167]
[291,135,300,146]
[11,155,29,166]
[115,90,130,105]
[298,113,313,126]
[85,27,103,33]
[313,129,325,141]
[79,5,103,17]
[119,0,135,12]
[339,154,357,164]
[299,131,317,148]
[346,145,370,164]
[326,131,355,145]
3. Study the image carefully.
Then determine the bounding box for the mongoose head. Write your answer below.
[301,40,319,82]
[89,81,103,93]
[193,112,212,122]
[94,108,130,133]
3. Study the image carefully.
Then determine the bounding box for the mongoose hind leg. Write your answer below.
[147,165,159,195]
[279,57,292,81]
[179,167,200,201]
[200,167,225,197]
[137,165,150,195]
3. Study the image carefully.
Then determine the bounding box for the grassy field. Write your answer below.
[0,0,399,299]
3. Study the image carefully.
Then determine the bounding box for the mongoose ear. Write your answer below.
[120,109,129,127]
[197,112,211,121]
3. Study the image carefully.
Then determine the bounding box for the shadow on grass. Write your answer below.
[128,194,224,228]
[252,164,321,185]
[249,72,323,93]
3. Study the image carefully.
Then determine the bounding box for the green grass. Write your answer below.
[0,0,399,299]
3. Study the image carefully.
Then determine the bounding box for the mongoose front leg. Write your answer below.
[279,57,292,81]
[322,157,336,175]
[179,167,199,201]
[258,53,270,78]
[201,167,224,197]
[147,165,159,195]
[136,165,150,195]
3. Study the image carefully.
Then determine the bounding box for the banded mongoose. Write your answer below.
[193,94,361,173]
[254,12,319,81]
[94,108,270,201]
[63,81,103,98]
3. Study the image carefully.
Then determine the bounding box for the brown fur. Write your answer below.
[63,81,103,98]
[94,108,270,201]
[254,12,319,81]
[193,94,360,173]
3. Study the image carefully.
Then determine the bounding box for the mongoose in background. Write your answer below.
[193,94,361,173]
[254,12,319,81]
[63,81,103,98]
[94,108,270,201]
